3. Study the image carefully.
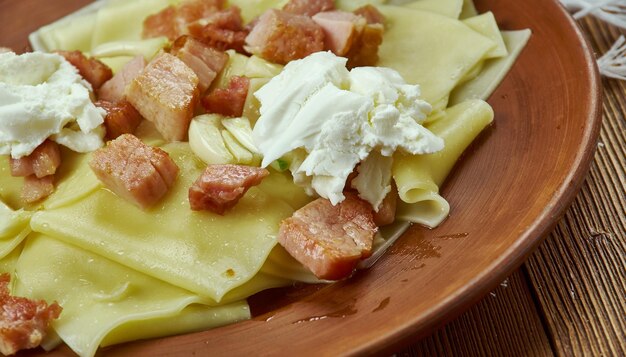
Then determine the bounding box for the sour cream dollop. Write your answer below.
[252,51,444,209]
[0,51,105,159]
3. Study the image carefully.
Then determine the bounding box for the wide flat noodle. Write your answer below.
[0,200,31,260]
[393,99,494,227]
[91,0,173,48]
[229,0,289,23]
[36,12,97,52]
[14,234,249,357]
[377,5,496,113]
[0,243,22,277]
[449,30,532,105]
[30,143,296,301]
[463,12,508,59]
[460,0,478,19]
[0,156,24,210]
[401,0,463,18]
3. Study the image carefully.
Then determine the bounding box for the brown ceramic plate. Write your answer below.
[0,0,602,355]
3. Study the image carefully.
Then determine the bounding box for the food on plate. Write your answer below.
[0,0,532,355]
[126,52,200,141]
[89,134,179,209]
[0,274,62,356]
[188,164,269,213]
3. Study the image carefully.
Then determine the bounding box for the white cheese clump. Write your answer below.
[0,51,105,159]
[252,51,444,209]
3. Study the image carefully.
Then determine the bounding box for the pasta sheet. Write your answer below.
[14,233,250,357]
[30,143,299,302]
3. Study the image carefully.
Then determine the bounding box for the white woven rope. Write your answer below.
[560,0,626,80]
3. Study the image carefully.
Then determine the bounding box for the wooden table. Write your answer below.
[400,15,626,357]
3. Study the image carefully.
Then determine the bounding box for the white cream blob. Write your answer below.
[252,51,444,208]
[0,51,105,159]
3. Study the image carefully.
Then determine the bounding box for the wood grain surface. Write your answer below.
[402,15,626,357]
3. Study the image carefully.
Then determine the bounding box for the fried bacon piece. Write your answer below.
[96,100,143,140]
[244,9,324,64]
[143,0,226,41]
[21,175,55,204]
[353,4,385,25]
[278,193,377,280]
[312,11,366,56]
[188,164,269,214]
[57,50,113,90]
[126,53,199,142]
[345,22,384,68]
[0,274,61,356]
[187,6,249,54]
[202,75,249,117]
[98,55,146,103]
[171,36,228,93]
[283,0,335,16]
[9,140,61,179]
[89,134,179,209]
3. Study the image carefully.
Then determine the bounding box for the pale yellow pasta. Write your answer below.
[0,200,31,259]
[29,143,301,302]
[450,30,532,105]
[460,0,479,19]
[14,233,250,357]
[402,0,463,18]
[393,99,494,227]
[36,12,97,52]
[0,156,24,210]
[463,12,508,59]
[91,0,173,48]
[377,5,496,112]
[0,243,21,276]
[229,0,289,23]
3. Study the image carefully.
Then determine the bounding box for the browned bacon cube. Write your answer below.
[312,11,366,56]
[9,140,61,178]
[345,23,384,68]
[89,134,179,209]
[57,50,113,90]
[187,6,249,54]
[96,100,143,140]
[21,175,55,204]
[244,9,324,65]
[201,75,249,117]
[143,0,226,40]
[353,4,385,25]
[188,164,269,214]
[283,0,334,16]
[0,274,62,356]
[278,193,377,280]
[171,36,228,93]
[126,53,199,142]
[98,55,146,103]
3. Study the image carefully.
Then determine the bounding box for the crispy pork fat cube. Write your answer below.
[283,0,335,16]
[312,11,366,56]
[0,274,62,356]
[202,76,249,117]
[345,22,384,68]
[171,36,228,93]
[188,164,269,214]
[21,175,55,204]
[126,53,200,142]
[353,4,385,25]
[98,55,146,103]
[10,140,61,178]
[187,6,249,54]
[89,134,179,209]
[143,0,226,40]
[57,50,113,90]
[96,100,143,140]
[278,193,377,280]
[244,9,324,65]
